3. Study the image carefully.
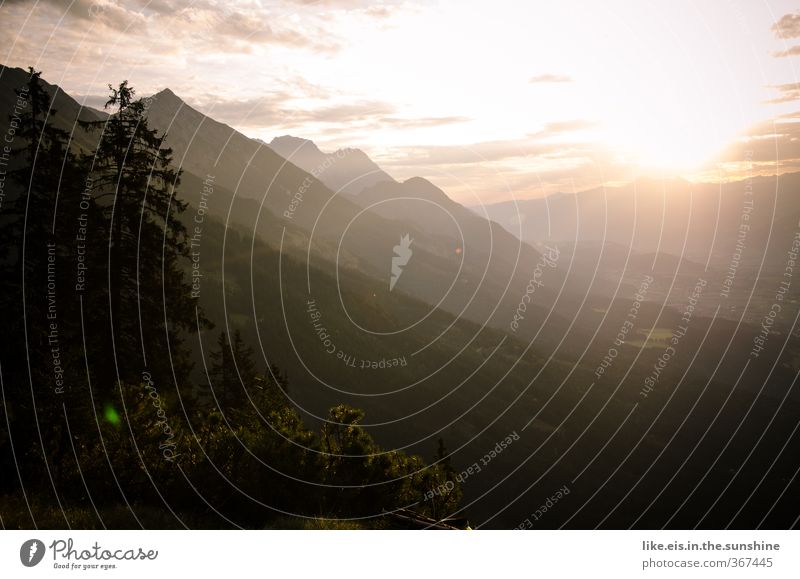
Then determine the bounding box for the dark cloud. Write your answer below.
[530,73,572,84]
[3,0,145,30]
[772,12,800,39]
[2,0,343,51]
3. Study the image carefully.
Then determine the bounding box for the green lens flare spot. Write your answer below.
[104,405,121,426]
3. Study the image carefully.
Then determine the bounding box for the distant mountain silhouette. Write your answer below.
[268,135,394,195]
[475,174,800,269]
[355,175,543,276]
[4,67,796,337]
[0,65,106,152]
[136,87,569,338]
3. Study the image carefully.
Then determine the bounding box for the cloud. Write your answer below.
[1,0,343,51]
[363,5,392,18]
[380,139,595,166]
[3,0,145,30]
[376,115,470,129]
[767,83,800,104]
[378,141,629,203]
[499,156,630,192]
[189,91,467,134]
[285,0,375,5]
[286,0,396,10]
[299,101,396,123]
[184,92,396,129]
[529,73,572,84]
[772,12,800,38]
[720,116,800,167]
[772,45,800,57]
[531,119,595,137]
[377,119,596,167]
[203,7,342,52]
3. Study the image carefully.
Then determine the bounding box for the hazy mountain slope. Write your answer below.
[0,67,565,349]
[477,174,800,268]
[179,183,800,527]
[475,174,800,327]
[268,134,394,194]
[140,87,573,344]
[355,176,542,271]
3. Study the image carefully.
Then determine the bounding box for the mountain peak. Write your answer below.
[151,87,182,103]
[144,87,210,124]
[267,135,394,195]
[270,135,322,154]
[404,176,435,188]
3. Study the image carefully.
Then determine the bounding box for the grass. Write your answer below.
[262,516,371,530]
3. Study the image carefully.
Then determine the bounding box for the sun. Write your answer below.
[603,108,738,174]
[635,126,731,172]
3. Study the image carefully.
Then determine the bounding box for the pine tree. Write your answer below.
[0,68,98,495]
[208,329,259,413]
[81,81,208,392]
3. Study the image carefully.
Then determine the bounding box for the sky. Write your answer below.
[1,0,800,204]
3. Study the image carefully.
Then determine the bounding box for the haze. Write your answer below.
[2,0,800,202]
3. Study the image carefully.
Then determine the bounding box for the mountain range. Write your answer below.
[2,63,799,528]
[267,134,394,195]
